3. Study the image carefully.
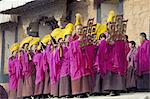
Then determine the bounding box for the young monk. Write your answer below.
[41,34,52,98]
[33,42,44,98]
[103,35,126,96]
[48,34,62,97]
[93,33,107,95]
[126,41,137,91]
[69,27,94,98]
[8,43,20,99]
[135,32,150,91]
[17,36,33,98]
[59,33,72,98]
[22,38,40,99]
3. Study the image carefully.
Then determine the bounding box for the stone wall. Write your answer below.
[18,0,67,41]
[68,0,97,26]
[123,0,150,44]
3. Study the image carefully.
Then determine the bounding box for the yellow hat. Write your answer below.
[107,10,115,22]
[10,42,20,53]
[63,23,73,39]
[55,31,64,42]
[96,24,107,40]
[41,34,51,45]
[75,13,82,26]
[51,28,62,39]
[37,43,42,50]
[29,37,40,48]
[20,36,33,48]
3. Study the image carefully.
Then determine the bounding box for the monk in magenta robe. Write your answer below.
[135,32,150,91]
[69,33,93,97]
[93,33,107,95]
[103,40,126,96]
[8,53,18,99]
[16,50,24,98]
[48,45,61,97]
[59,35,72,98]
[69,40,83,96]
[42,44,51,96]
[82,44,95,93]
[22,50,35,98]
[33,50,44,96]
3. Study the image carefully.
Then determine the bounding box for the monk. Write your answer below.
[8,50,18,99]
[103,37,126,96]
[17,43,29,98]
[22,47,35,98]
[48,40,61,97]
[59,34,72,98]
[33,43,44,97]
[42,37,52,97]
[69,28,94,97]
[93,33,107,95]
[135,32,150,91]
[126,41,137,91]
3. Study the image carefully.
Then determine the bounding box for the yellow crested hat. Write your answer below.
[63,23,73,39]
[55,32,64,42]
[37,43,42,50]
[51,28,62,39]
[20,36,33,48]
[10,42,20,53]
[75,13,82,26]
[41,34,51,45]
[96,24,107,40]
[29,37,40,48]
[107,10,115,22]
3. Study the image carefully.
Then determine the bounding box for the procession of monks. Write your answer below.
[8,11,150,99]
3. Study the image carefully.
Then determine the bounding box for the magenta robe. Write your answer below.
[8,57,18,90]
[82,45,96,76]
[111,41,127,76]
[21,51,34,78]
[33,51,44,85]
[69,33,79,42]
[16,52,23,80]
[105,43,114,74]
[42,45,51,73]
[94,40,107,74]
[69,40,85,80]
[135,40,150,76]
[60,46,70,78]
[48,48,61,85]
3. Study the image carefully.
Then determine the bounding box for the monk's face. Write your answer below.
[58,38,63,44]
[65,35,70,42]
[139,36,144,43]
[31,44,38,52]
[24,44,29,51]
[129,43,134,49]
[12,51,17,56]
[75,25,83,34]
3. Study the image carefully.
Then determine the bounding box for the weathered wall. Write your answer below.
[4,30,16,74]
[101,2,122,23]
[123,0,150,44]
[68,0,97,26]
[18,0,67,40]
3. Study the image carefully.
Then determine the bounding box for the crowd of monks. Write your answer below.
[8,12,150,99]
